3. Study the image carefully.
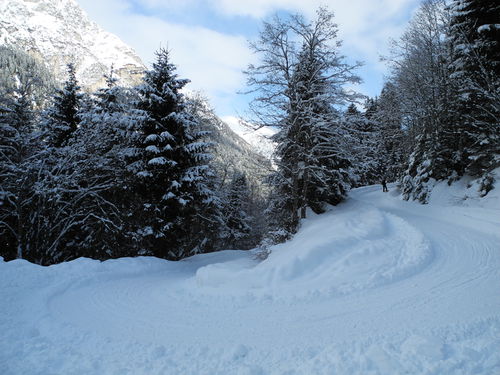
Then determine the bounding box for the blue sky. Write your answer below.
[77,0,420,118]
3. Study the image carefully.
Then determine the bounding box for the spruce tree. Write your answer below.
[449,0,500,181]
[42,63,82,148]
[69,72,140,259]
[0,47,53,261]
[388,0,458,202]
[291,43,354,214]
[343,103,379,187]
[0,93,35,260]
[222,172,254,249]
[131,49,216,259]
[371,82,407,182]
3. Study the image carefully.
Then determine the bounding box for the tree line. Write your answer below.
[1,49,261,264]
[1,0,498,264]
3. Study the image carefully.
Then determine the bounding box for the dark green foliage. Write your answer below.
[0,47,263,265]
[42,63,82,148]
[221,172,255,249]
[449,0,500,176]
[131,49,216,259]
[0,47,55,261]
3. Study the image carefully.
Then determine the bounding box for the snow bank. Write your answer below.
[427,168,500,209]
[196,202,433,300]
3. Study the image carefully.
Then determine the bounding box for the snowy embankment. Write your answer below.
[1,177,500,375]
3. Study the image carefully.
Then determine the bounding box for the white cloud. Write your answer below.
[127,0,418,69]
[125,16,253,90]
[78,0,255,115]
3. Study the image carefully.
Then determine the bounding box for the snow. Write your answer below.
[427,168,500,209]
[1,180,500,374]
[0,0,145,89]
[477,24,500,33]
[222,116,277,160]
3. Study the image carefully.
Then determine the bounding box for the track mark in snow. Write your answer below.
[195,205,434,299]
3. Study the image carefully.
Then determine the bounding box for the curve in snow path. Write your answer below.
[1,184,499,375]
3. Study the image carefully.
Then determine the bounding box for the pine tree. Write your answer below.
[371,82,407,182]
[0,93,35,260]
[388,0,457,202]
[449,0,500,182]
[343,103,379,187]
[42,63,82,148]
[68,72,140,259]
[292,43,354,214]
[0,47,53,261]
[131,49,216,259]
[222,172,254,249]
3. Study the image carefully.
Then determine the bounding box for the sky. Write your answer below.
[77,0,420,118]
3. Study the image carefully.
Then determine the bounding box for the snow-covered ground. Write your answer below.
[1,182,499,374]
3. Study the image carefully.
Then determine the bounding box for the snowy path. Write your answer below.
[1,185,499,374]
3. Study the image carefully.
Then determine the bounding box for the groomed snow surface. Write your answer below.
[1,177,500,375]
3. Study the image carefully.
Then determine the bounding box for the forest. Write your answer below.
[0,0,498,265]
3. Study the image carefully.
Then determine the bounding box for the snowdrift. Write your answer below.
[196,202,433,300]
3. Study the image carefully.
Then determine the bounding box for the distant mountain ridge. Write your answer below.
[222,116,276,160]
[0,0,145,90]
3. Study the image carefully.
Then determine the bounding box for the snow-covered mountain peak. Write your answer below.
[222,116,276,160]
[0,0,145,90]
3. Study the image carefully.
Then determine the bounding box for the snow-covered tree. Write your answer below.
[0,90,36,260]
[387,0,457,202]
[130,49,216,259]
[245,8,361,236]
[371,82,407,182]
[64,72,141,259]
[221,172,255,249]
[343,103,379,187]
[449,0,500,184]
[0,47,54,261]
[41,63,82,148]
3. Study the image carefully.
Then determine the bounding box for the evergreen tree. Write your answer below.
[222,172,254,249]
[68,72,140,259]
[41,63,82,148]
[291,42,354,214]
[343,103,379,187]
[0,47,53,261]
[246,8,360,236]
[371,82,407,182]
[449,0,500,182]
[0,92,36,260]
[131,49,216,259]
[388,0,457,202]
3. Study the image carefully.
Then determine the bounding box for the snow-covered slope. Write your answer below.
[426,169,500,209]
[194,102,273,187]
[0,0,145,90]
[222,116,276,160]
[1,181,499,374]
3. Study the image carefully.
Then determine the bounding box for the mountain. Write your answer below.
[222,116,276,160]
[190,98,273,189]
[0,0,145,90]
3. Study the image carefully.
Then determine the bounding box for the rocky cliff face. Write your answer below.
[0,0,145,91]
